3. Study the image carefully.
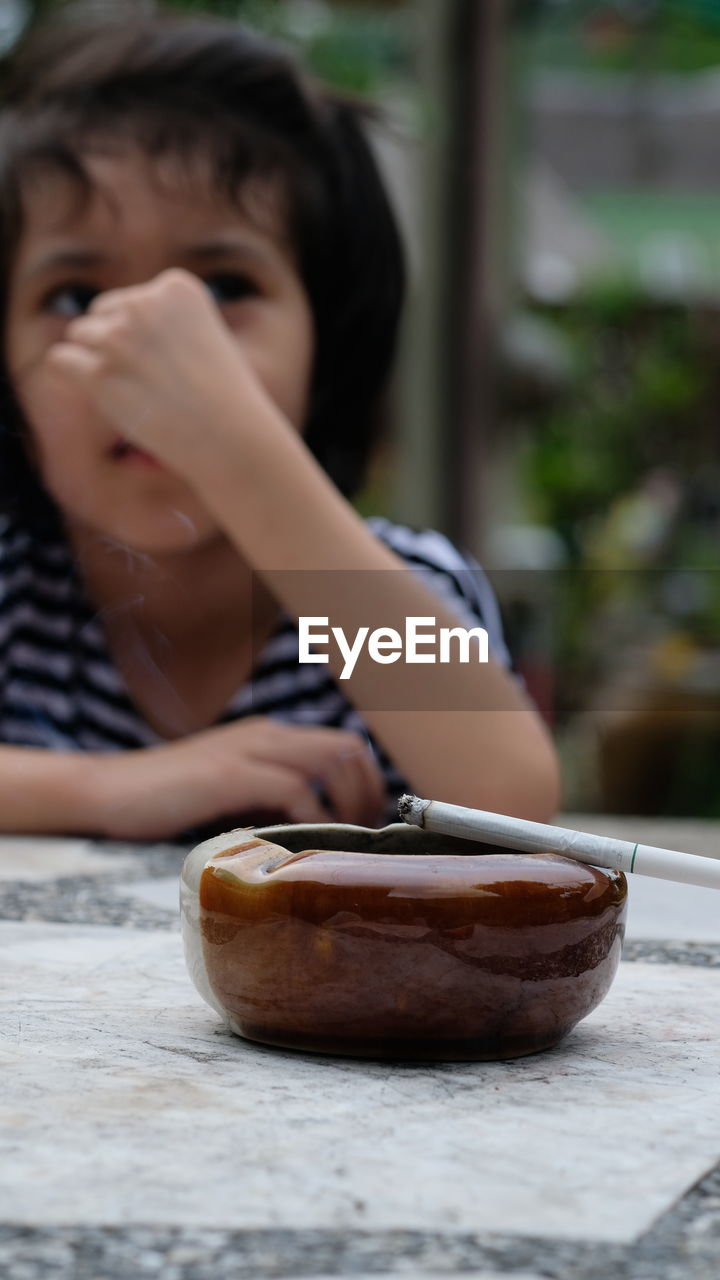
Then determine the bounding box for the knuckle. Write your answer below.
[89,291,116,315]
[64,316,87,339]
[106,314,133,344]
[238,716,262,739]
[155,267,197,296]
[285,777,310,806]
[337,728,364,748]
[86,356,108,382]
[123,300,152,330]
[266,720,293,743]
[45,342,71,367]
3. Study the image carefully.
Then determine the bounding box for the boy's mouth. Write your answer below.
[109,438,164,469]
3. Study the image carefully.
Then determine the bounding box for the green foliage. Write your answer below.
[521,287,712,552]
[532,2,720,75]
[234,1,412,92]
[515,288,720,767]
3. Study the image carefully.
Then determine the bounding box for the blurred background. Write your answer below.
[7,0,720,817]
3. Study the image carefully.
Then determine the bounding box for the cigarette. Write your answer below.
[398,795,720,891]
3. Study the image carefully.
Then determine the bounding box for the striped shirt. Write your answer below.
[0,513,510,826]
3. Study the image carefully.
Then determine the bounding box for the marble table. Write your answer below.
[2,816,720,1280]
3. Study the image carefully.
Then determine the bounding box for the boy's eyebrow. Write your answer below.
[180,238,280,268]
[21,248,109,281]
[21,238,281,282]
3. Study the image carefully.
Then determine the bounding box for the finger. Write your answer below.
[346,742,387,824]
[88,270,198,316]
[45,342,103,381]
[320,753,368,825]
[66,313,127,348]
[251,724,386,825]
[89,285,148,315]
[252,722,372,779]
[236,761,333,826]
[321,745,386,826]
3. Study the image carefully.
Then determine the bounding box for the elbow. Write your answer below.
[400,710,562,827]
[458,720,562,825]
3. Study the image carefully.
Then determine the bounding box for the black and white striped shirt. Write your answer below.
[0,513,510,824]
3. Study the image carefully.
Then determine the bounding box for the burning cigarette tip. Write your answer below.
[398,794,430,826]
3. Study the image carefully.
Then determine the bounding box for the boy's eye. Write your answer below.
[43,284,100,318]
[203,272,260,305]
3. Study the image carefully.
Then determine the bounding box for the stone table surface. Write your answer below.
[2,816,720,1280]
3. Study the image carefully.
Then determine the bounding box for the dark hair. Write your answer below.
[0,2,406,528]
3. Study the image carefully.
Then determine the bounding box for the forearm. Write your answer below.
[372,708,560,821]
[0,746,106,835]
[196,420,561,820]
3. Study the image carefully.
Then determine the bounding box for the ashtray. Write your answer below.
[180,821,627,1061]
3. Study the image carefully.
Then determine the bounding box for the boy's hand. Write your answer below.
[45,269,281,477]
[89,716,387,841]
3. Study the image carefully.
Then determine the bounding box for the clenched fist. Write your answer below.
[46,268,283,480]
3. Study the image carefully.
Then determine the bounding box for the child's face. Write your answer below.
[5,146,315,554]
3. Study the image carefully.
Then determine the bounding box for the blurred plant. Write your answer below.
[519,284,713,558]
[233,1,413,93]
[508,285,720,730]
[531,0,720,74]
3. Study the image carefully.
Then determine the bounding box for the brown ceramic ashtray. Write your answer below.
[180,822,627,1061]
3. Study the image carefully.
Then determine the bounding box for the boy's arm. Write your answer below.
[0,746,105,834]
[48,270,560,822]
[0,720,386,839]
[195,421,561,823]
